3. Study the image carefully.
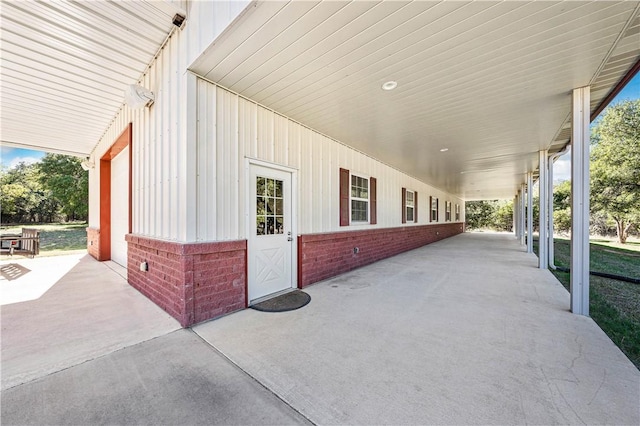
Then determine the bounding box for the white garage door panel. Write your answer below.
[110,146,129,268]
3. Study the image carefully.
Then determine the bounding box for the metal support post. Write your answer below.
[571,86,590,316]
[538,151,548,269]
[527,172,533,254]
[548,152,556,268]
[520,184,526,246]
[514,194,519,238]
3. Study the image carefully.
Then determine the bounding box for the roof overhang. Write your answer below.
[190,1,640,200]
[0,0,186,157]
[1,1,638,200]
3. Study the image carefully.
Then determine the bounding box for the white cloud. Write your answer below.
[552,151,571,183]
[7,156,42,169]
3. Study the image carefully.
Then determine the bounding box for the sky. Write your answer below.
[553,74,640,181]
[0,146,46,170]
[1,74,639,179]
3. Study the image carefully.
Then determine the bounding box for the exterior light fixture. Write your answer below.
[124,84,155,109]
[440,148,449,152]
[81,159,95,171]
[381,81,397,91]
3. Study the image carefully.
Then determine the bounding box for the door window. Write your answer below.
[256,176,284,235]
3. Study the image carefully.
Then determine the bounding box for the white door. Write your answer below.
[110,146,129,268]
[248,164,295,302]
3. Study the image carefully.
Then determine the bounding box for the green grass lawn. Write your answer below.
[1,223,87,256]
[535,237,640,370]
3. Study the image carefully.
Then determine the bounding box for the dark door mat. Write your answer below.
[250,290,311,312]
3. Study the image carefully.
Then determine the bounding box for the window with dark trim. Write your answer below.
[402,188,417,223]
[351,174,369,223]
[455,204,460,221]
[445,201,451,222]
[340,168,377,226]
[429,196,439,222]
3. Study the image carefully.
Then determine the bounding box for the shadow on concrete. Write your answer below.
[0,263,30,281]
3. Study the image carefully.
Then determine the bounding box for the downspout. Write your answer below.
[548,145,570,270]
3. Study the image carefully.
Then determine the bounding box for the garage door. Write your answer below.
[110,146,129,267]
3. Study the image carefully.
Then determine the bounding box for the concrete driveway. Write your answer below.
[1,254,180,390]
[1,254,308,425]
[2,329,310,425]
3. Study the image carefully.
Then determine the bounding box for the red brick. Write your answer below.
[299,223,462,287]
[126,236,247,327]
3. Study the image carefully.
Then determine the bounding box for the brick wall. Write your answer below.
[86,227,101,260]
[121,224,461,325]
[298,222,464,287]
[125,235,246,327]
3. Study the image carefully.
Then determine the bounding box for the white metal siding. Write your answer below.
[88,4,465,243]
[195,78,465,241]
[86,1,250,242]
[88,31,189,242]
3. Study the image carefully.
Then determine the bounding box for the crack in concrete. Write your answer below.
[555,381,588,426]
[517,390,529,426]
[540,367,572,425]
[568,335,583,383]
[588,368,607,406]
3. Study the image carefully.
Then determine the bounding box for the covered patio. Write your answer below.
[1,232,638,424]
[2,1,639,323]
[194,232,639,425]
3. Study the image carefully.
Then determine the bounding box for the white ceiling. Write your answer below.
[0,0,184,156]
[191,1,640,200]
[1,1,638,200]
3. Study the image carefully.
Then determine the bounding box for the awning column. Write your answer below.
[520,184,526,246]
[514,193,520,239]
[538,151,548,269]
[571,86,590,316]
[548,152,556,268]
[513,195,516,237]
[527,172,533,254]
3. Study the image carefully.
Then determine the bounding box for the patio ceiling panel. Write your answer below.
[0,0,185,156]
[551,13,640,153]
[191,0,640,200]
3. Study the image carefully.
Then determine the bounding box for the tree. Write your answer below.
[465,201,498,230]
[590,100,640,243]
[553,180,571,211]
[494,201,514,232]
[0,162,47,223]
[552,180,571,234]
[37,154,88,221]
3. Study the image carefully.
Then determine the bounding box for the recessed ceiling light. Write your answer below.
[381,81,397,91]
[439,148,449,152]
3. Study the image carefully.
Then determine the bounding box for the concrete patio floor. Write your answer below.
[194,232,640,425]
[1,233,638,425]
[1,254,307,425]
[1,254,181,390]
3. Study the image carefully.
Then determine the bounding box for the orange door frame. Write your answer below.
[99,123,132,260]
